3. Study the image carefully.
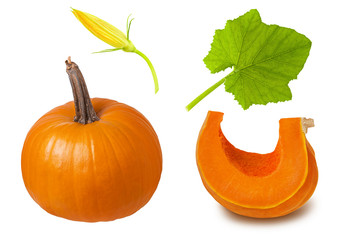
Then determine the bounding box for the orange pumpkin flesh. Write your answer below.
[196,111,318,218]
[21,58,162,222]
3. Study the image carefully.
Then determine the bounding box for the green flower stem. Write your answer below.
[134,49,159,93]
[186,77,226,111]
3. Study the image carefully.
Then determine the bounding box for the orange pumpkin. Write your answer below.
[21,58,162,222]
[196,111,318,218]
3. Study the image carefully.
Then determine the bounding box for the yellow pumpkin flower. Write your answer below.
[72,8,159,93]
[72,8,134,51]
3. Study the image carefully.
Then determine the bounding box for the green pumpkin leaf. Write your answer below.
[186,9,311,111]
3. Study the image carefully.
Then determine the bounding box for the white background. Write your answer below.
[1,0,359,239]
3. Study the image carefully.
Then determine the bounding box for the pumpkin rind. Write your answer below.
[22,98,162,222]
[196,111,318,218]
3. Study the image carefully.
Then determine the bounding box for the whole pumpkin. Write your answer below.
[21,58,162,222]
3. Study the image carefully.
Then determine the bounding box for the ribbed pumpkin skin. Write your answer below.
[22,98,162,222]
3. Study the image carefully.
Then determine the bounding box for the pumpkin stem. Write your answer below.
[65,57,100,124]
[301,118,314,133]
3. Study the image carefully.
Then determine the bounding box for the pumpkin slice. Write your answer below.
[196,111,318,218]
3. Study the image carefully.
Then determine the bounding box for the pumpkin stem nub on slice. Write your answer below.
[301,118,315,133]
[65,56,100,124]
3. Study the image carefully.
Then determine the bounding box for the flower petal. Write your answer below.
[72,8,128,48]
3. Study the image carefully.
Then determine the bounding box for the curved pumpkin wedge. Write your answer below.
[196,111,318,218]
